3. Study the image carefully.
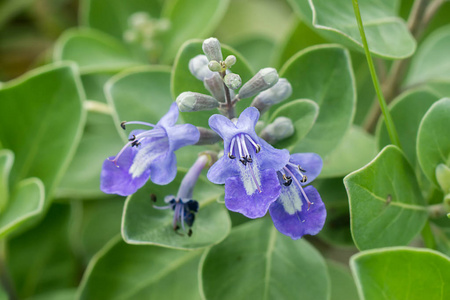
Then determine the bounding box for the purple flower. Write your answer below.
[153,154,209,236]
[269,153,326,239]
[100,103,199,196]
[207,107,290,218]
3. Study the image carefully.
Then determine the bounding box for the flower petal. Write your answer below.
[100,147,150,196]
[208,113,237,141]
[129,136,168,179]
[224,169,280,218]
[166,123,200,152]
[257,138,290,171]
[236,107,260,132]
[207,155,239,184]
[289,153,323,185]
[157,102,179,127]
[269,186,326,239]
[149,151,177,185]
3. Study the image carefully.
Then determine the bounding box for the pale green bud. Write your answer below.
[224,55,236,68]
[208,60,222,72]
[176,92,219,112]
[224,73,242,90]
[260,117,294,144]
[196,127,222,145]
[202,37,223,62]
[436,164,450,194]
[238,68,279,99]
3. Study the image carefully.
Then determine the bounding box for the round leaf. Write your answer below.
[78,236,203,299]
[417,98,450,187]
[200,218,330,300]
[268,99,319,150]
[351,247,450,300]
[54,28,141,74]
[327,260,359,300]
[288,0,416,59]
[344,145,428,250]
[279,45,356,156]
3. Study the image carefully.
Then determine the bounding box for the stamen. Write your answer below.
[284,167,313,210]
[228,137,236,159]
[298,165,306,172]
[300,175,308,183]
[248,164,262,193]
[122,121,156,128]
[244,134,261,153]
[180,203,186,232]
[240,135,253,163]
[128,134,136,141]
[236,135,245,164]
[107,140,134,165]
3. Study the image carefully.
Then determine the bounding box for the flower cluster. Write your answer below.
[100,37,326,240]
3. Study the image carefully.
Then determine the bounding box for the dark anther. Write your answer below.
[240,158,247,166]
[298,165,306,172]
[128,134,136,141]
[131,140,141,147]
[188,229,193,237]
[255,144,261,153]
[174,225,180,231]
[300,175,308,183]
[228,153,236,159]
[246,155,252,163]
[150,194,157,202]
[283,176,292,186]
[120,121,127,130]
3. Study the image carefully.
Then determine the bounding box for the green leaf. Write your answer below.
[172,40,253,128]
[377,89,441,168]
[80,0,162,40]
[28,289,77,300]
[315,178,354,247]
[78,236,203,299]
[288,0,416,59]
[279,45,356,156]
[0,149,14,212]
[351,247,450,300]
[159,0,229,63]
[56,111,123,199]
[268,99,319,150]
[0,63,86,205]
[106,66,173,140]
[344,145,428,250]
[405,25,450,87]
[81,71,116,103]
[327,260,359,300]
[0,177,44,238]
[54,28,141,74]
[417,98,450,187]
[231,36,275,71]
[76,198,125,262]
[122,169,230,249]
[200,218,330,300]
[321,126,377,178]
[273,19,327,69]
[7,204,77,299]
[427,80,450,98]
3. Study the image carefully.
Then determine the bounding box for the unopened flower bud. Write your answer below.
[238,68,279,99]
[224,55,236,68]
[224,73,242,90]
[208,60,221,72]
[260,117,294,144]
[204,73,226,102]
[436,164,450,194]
[176,92,219,112]
[196,127,222,145]
[202,37,223,62]
[251,78,292,114]
[189,55,214,81]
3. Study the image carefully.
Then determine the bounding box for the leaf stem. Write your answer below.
[352,0,402,149]
[421,221,437,249]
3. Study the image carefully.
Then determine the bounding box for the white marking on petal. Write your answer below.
[238,159,261,195]
[129,146,161,178]
[279,185,303,215]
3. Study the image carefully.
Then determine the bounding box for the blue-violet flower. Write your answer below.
[207,107,289,218]
[100,102,199,196]
[269,153,326,239]
[153,154,209,236]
